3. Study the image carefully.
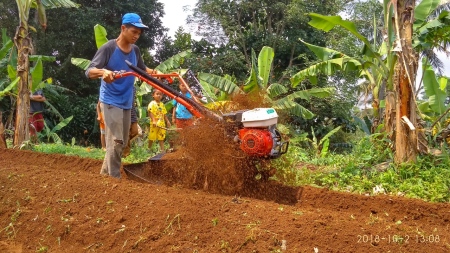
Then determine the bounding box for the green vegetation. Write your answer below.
[32,141,149,164]
[270,131,450,203]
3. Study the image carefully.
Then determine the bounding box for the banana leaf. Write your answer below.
[156,50,191,73]
[273,99,314,119]
[71,58,91,70]
[198,72,242,95]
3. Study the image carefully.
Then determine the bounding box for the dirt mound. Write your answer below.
[162,119,253,195]
[161,93,280,198]
[1,148,450,253]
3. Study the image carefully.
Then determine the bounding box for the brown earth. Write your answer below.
[1,147,450,253]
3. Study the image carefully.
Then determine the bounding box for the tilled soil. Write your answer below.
[0,148,450,253]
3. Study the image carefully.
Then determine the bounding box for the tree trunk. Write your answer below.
[394,65,417,162]
[13,25,32,147]
[393,0,417,163]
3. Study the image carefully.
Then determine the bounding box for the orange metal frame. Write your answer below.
[113,72,204,119]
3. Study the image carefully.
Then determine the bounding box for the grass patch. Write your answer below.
[32,141,149,163]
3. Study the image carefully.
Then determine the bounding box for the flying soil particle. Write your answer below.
[162,91,273,195]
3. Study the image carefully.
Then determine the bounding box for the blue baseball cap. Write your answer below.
[122,13,149,30]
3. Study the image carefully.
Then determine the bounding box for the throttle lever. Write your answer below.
[113,70,127,80]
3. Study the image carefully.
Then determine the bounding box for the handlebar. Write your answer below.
[113,61,222,123]
[113,71,175,84]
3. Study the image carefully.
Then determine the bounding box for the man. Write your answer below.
[29,89,46,142]
[85,13,159,178]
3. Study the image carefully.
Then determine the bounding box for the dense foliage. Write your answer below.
[34,0,166,95]
[1,0,167,144]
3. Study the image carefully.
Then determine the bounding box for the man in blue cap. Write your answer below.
[86,13,160,178]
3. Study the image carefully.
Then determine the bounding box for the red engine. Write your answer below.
[238,128,274,157]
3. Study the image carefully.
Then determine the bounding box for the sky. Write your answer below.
[159,0,197,38]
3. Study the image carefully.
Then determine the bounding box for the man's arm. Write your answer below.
[172,106,176,122]
[87,68,115,83]
[30,94,46,102]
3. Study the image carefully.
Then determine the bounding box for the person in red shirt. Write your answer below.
[29,90,46,142]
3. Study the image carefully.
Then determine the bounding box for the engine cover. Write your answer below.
[238,128,273,157]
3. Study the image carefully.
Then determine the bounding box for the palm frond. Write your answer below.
[71,58,91,70]
[0,39,13,60]
[94,24,108,49]
[0,77,19,97]
[284,87,335,102]
[40,0,80,8]
[421,49,444,76]
[273,99,315,119]
[431,2,450,19]
[243,49,261,93]
[198,80,218,102]
[198,73,243,95]
[267,83,288,98]
[156,50,191,73]
[290,58,362,87]
[258,46,274,89]
[43,82,74,94]
[44,100,64,121]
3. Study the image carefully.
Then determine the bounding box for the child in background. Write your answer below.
[172,83,200,129]
[96,101,106,151]
[148,90,171,154]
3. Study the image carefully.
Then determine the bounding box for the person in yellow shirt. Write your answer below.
[147,90,171,153]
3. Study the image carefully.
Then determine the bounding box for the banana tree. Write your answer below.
[2,29,40,147]
[293,12,406,159]
[292,14,393,124]
[292,0,444,163]
[1,28,66,147]
[199,46,335,119]
[13,0,79,146]
[388,0,419,163]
